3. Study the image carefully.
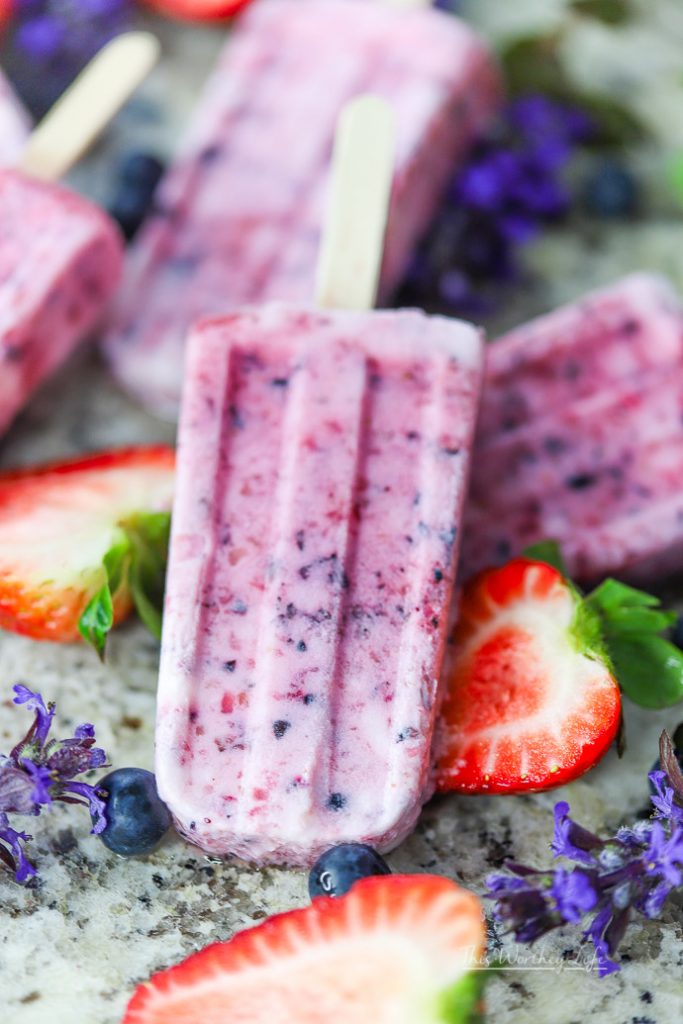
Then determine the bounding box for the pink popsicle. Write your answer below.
[462,273,683,582]
[0,170,123,436]
[156,305,483,864]
[103,0,501,419]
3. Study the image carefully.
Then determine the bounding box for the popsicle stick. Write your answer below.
[19,32,160,182]
[315,95,395,311]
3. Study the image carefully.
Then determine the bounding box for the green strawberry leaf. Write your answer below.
[440,970,487,1024]
[570,0,632,26]
[77,513,171,658]
[585,580,683,708]
[78,534,131,660]
[522,540,570,577]
[79,582,115,661]
[124,512,171,641]
[604,635,683,708]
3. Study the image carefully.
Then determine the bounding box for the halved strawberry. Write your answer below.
[142,0,252,21]
[124,875,486,1024]
[0,446,175,652]
[436,558,621,794]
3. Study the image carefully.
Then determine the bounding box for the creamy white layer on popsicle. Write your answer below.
[156,305,483,864]
[103,0,501,418]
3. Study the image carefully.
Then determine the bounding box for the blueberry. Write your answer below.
[109,152,166,242]
[670,616,683,651]
[308,843,391,899]
[96,768,172,856]
[109,188,155,242]
[582,159,640,218]
[119,152,165,189]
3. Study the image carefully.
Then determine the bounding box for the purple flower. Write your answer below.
[15,15,66,59]
[0,813,36,884]
[400,92,588,314]
[585,906,621,978]
[0,686,109,882]
[649,770,683,824]
[644,821,683,888]
[551,801,603,864]
[550,868,598,923]
[21,760,54,807]
[485,748,683,977]
[12,684,55,747]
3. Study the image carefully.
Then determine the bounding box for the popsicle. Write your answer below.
[156,98,485,865]
[103,0,501,419]
[0,34,159,438]
[0,67,30,167]
[462,273,683,583]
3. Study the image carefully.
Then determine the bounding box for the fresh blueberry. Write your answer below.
[108,191,148,242]
[582,159,640,218]
[308,843,391,899]
[109,153,165,241]
[670,615,683,651]
[95,768,172,856]
[119,152,165,189]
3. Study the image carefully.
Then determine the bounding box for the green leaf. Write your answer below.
[607,635,683,708]
[587,578,661,612]
[78,532,131,658]
[123,512,171,641]
[77,513,171,658]
[440,970,487,1024]
[585,579,683,708]
[666,152,683,209]
[79,582,115,661]
[570,0,632,26]
[599,606,675,636]
[522,539,570,576]
[571,596,609,664]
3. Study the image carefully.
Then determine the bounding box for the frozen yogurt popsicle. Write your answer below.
[0,170,123,436]
[0,33,159,437]
[156,306,483,864]
[462,273,683,582]
[103,0,501,419]
[0,68,30,166]
[156,95,485,865]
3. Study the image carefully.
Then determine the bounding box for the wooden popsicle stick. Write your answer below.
[19,32,160,183]
[315,95,395,311]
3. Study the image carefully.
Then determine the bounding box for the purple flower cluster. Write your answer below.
[399,95,592,315]
[486,732,683,976]
[6,0,133,117]
[0,685,108,883]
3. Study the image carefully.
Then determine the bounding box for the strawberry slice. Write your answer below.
[0,446,175,652]
[436,558,621,794]
[124,875,486,1024]
[142,0,252,20]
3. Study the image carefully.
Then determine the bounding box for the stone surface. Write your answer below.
[1,3,683,1023]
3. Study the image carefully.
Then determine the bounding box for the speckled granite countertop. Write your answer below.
[2,3,683,1022]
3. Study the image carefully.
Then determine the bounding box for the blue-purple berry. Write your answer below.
[308,843,391,899]
[95,768,171,856]
[582,159,639,218]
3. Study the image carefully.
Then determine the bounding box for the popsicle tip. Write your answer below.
[101,30,162,72]
[18,28,161,182]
